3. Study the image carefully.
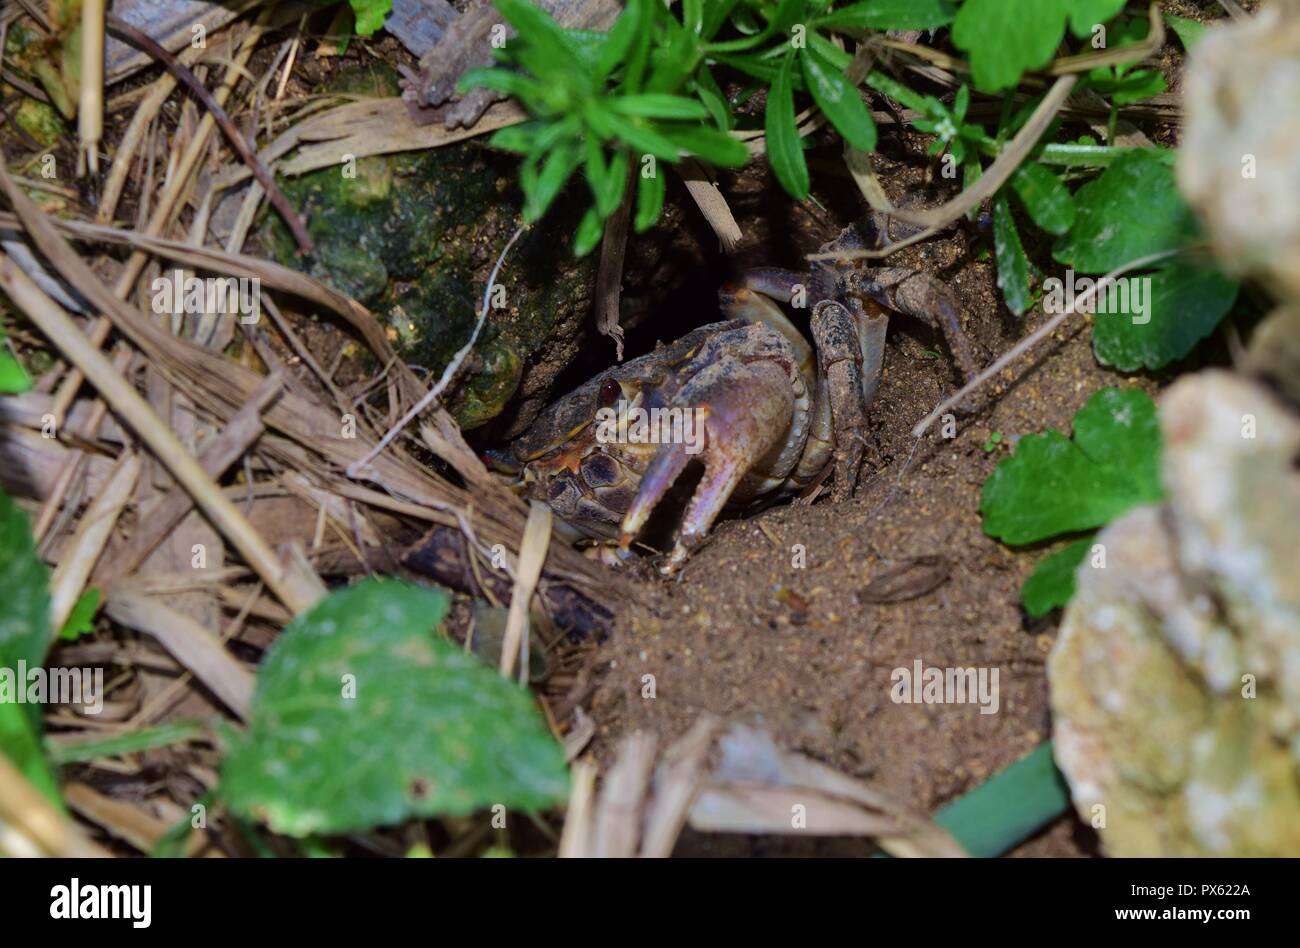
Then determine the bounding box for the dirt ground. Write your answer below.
[571,150,1171,858]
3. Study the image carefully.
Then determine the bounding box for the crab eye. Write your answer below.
[598,378,621,406]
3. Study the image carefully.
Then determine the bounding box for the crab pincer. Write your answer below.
[617,325,805,574]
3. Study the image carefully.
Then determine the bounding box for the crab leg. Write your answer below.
[852,267,978,383]
[811,298,888,501]
[618,356,796,573]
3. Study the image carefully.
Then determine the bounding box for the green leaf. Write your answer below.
[981,387,1163,545]
[693,63,732,130]
[57,587,99,641]
[612,94,709,120]
[1053,150,1199,273]
[766,50,809,200]
[992,193,1032,316]
[596,0,643,80]
[1021,536,1092,618]
[573,205,605,257]
[702,0,742,40]
[952,0,1068,93]
[0,489,50,719]
[1065,0,1127,38]
[456,67,546,104]
[1011,162,1074,235]
[800,46,876,152]
[814,0,957,31]
[347,0,392,36]
[0,704,61,806]
[952,0,1127,93]
[660,124,749,166]
[0,347,30,394]
[493,0,578,63]
[221,579,568,836]
[0,487,59,805]
[1163,13,1208,52]
[487,122,543,155]
[634,165,666,232]
[1090,260,1239,371]
[522,142,581,222]
[602,112,683,162]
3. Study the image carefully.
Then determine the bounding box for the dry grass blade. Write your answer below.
[500,501,553,681]
[104,592,255,719]
[590,733,657,857]
[105,11,313,254]
[0,243,324,615]
[48,450,139,635]
[688,725,967,857]
[96,373,285,586]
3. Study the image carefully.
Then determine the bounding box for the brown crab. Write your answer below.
[490,220,978,573]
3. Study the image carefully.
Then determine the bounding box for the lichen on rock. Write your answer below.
[1049,372,1300,856]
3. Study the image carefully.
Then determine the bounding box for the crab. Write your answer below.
[490,220,978,574]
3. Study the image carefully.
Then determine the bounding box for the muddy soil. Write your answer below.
[575,149,1168,858]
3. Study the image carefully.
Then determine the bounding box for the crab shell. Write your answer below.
[501,318,818,543]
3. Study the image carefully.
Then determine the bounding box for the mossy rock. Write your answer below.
[260,66,596,430]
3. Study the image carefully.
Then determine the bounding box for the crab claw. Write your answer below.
[617,355,796,574]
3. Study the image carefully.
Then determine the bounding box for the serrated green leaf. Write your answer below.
[1021,536,1092,618]
[992,193,1032,316]
[1090,261,1239,371]
[981,387,1163,545]
[635,165,666,232]
[221,579,568,836]
[952,0,1068,93]
[1053,150,1198,273]
[1066,0,1127,37]
[766,50,809,200]
[800,47,876,152]
[1011,162,1074,235]
[814,0,956,31]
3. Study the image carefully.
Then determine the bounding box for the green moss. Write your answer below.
[261,66,594,429]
